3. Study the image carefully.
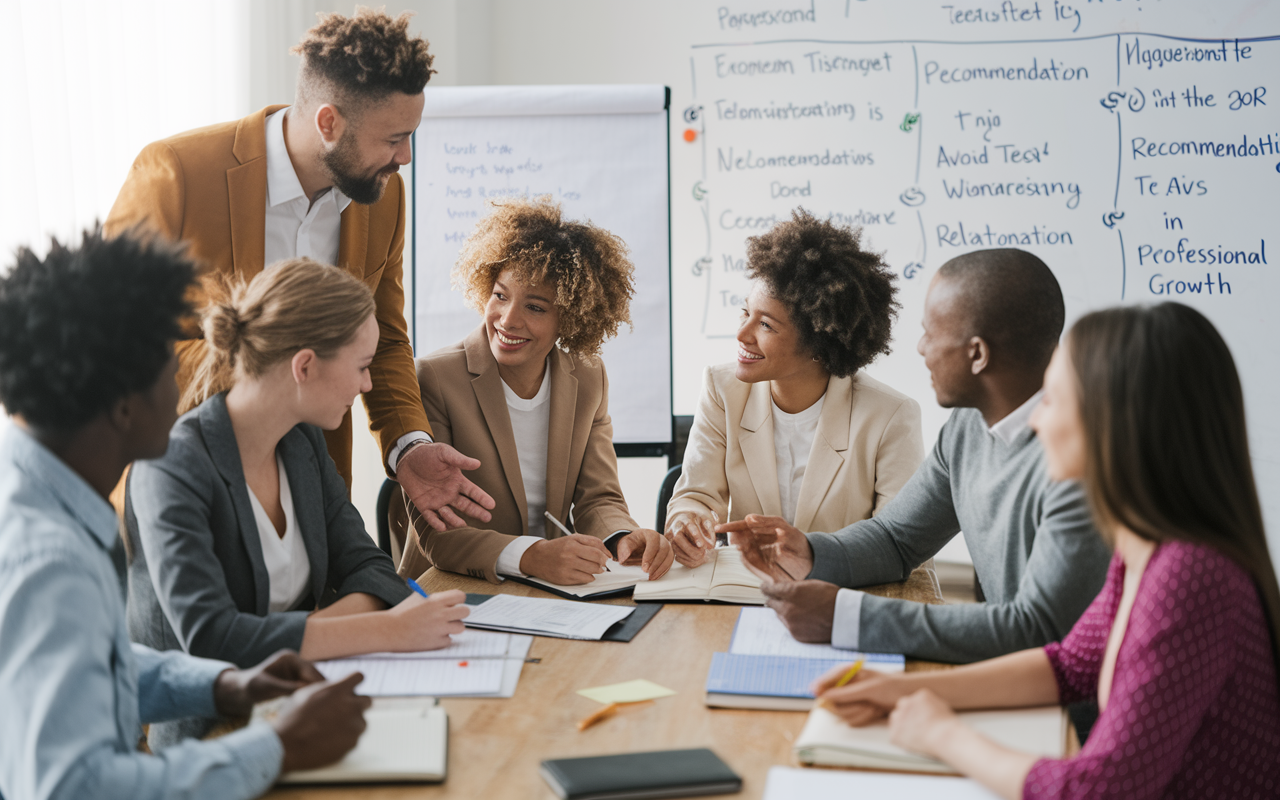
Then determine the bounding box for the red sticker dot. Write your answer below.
[683,128,697,143]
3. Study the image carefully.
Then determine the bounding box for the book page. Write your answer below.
[632,552,717,600]
[707,547,765,603]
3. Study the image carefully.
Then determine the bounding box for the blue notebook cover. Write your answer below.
[704,653,852,699]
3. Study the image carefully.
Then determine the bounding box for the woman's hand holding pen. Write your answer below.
[388,589,469,651]
[522,534,613,584]
[810,664,916,726]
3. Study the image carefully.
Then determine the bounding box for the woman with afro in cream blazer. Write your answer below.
[396,197,673,585]
[667,209,924,567]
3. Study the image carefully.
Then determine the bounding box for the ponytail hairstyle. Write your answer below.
[181,258,376,413]
[1067,302,1280,680]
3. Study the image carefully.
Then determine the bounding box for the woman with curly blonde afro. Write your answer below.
[397,196,674,586]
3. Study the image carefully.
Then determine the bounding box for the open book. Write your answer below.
[633,546,764,604]
[794,705,1066,774]
[255,697,447,784]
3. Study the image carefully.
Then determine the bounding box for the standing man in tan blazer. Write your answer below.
[105,9,493,529]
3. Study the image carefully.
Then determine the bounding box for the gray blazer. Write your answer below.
[125,394,409,671]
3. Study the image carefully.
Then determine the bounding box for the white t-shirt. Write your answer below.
[246,453,311,613]
[771,395,825,526]
[495,362,553,577]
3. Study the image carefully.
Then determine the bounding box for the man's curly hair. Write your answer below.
[452,196,635,360]
[0,227,194,433]
[292,7,435,114]
[746,209,899,377]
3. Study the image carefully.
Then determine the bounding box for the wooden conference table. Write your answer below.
[267,566,954,800]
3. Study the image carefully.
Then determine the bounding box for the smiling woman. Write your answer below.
[666,209,924,568]
[397,196,675,586]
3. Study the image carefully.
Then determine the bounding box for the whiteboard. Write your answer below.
[648,1,1280,545]
[412,85,672,445]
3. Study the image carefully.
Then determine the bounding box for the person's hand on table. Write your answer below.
[214,650,325,718]
[615,528,675,579]
[716,514,813,582]
[811,665,913,726]
[888,689,962,760]
[521,533,611,584]
[759,579,839,643]
[398,442,497,531]
[664,509,718,568]
[387,589,469,650]
[272,671,372,772]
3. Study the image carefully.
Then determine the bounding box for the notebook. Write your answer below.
[762,766,1001,800]
[632,546,764,604]
[539,748,741,800]
[503,560,650,600]
[705,652,855,710]
[255,697,447,784]
[794,705,1067,774]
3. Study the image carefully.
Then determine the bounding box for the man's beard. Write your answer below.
[321,128,396,205]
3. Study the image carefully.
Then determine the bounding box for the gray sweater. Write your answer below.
[807,407,1111,663]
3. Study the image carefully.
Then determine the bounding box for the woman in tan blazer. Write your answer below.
[667,209,924,567]
[398,197,673,585]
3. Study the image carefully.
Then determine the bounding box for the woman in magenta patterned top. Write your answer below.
[808,302,1280,799]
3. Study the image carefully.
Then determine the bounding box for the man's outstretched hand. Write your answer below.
[716,514,815,583]
[398,442,496,531]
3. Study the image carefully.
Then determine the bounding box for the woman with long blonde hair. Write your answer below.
[126,258,467,746]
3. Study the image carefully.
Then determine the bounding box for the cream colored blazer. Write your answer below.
[668,364,924,533]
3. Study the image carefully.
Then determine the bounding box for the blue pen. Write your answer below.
[406,577,430,599]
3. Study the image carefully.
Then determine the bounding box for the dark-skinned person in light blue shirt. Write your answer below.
[0,228,367,800]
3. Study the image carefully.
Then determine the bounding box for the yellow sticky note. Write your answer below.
[577,679,677,705]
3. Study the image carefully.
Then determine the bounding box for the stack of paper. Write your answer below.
[463,594,635,640]
[794,705,1066,773]
[763,766,1001,799]
[316,629,533,697]
[729,607,905,670]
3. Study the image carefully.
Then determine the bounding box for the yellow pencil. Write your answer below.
[816,657,866,710]
[833,657,867,688]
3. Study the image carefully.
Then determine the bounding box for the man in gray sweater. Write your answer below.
[724,248,1112,664]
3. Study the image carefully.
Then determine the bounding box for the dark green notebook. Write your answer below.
[539,748,741,800]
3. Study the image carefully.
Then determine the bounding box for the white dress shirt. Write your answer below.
[829,390,1045,650]
[263,110,429,471]
[495,363,552,578]
[246,453,311,614]
[771,395,824,525]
